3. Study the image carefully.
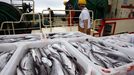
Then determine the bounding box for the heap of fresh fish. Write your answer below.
[46,32,85,39]
[0,50,15,72]
[101,34,134,48]
[0,35,40,43]
[70,39,133,69]
[16,43,85,75]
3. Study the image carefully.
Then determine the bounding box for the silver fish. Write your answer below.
[42,57,52,67]
[16,66,24,75]
[90,41,112,51]
[50,57,64,75]
[105,56,127,67]
[70,42,79,48]
[0,52,12,71]
[62,67,69,75]
[38,64,48,75]
[47,45,61,61]
[59,52,75,75]
[105,50,132,63]
[38,48,47,57]
[52,34,61,38]
[51,43,64,52]
[63,33,74,38]
[30,48,42,64]
[88,51,106,67]
[91,41,132,63]
[94,53,114,68]
[42,57,52,74]
[70,57,86,75]
[76,43,90,58]
[20,52,36,75]
[79,43,91,56]
[34,48,42,63]
[60,44,71,56]
[43,48,52,56]
[91,44,107,55]
[30,48,37,62]
[24,35,37,39]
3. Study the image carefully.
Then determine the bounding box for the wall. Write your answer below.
[105,18,134,34]
[110,0,134,18]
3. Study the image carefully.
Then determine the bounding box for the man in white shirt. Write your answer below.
[78,0,91,35]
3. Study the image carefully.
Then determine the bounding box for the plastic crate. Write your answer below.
[100,33,134,45]
[66,37,134,75]
[100,34,134,60]
[0,43,17,74]
[0,40,100,75]
[0,33,42,44]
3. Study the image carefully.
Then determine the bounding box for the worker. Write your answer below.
[64,1,75,26]
[78,0,91,35]
[67,4,75,26]
[48,8,54,26]
[64,1,69,15]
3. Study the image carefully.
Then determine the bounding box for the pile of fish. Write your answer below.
[70,39,133,69]
[102,38,134,48]
[0,35,40,43]
[101,34,134,48]
[0,50,15,72]
[46,32,85,39]
[16,43,85,75]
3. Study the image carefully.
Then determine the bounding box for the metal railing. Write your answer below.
[42,9,94,32]
[0,13,42,35]
[0,9,94,35]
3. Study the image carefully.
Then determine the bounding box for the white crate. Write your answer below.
[66,37,134,75]
[0,43,17,74]
[98,39,134,75]
[0,33,42,44]
[0,39,100,75]
[100,34,134,47]
[100,34,134,60]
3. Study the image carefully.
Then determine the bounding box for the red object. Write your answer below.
[93,20,116,36]
[68,10,75,26]
[105,18,134,21]
[127,65,134,72]
[129,32,134,34]
[121,5,134,9]
[93,20,105,37]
